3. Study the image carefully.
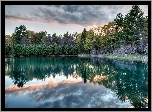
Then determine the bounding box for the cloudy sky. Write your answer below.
[5,76,132,108]
[5,5,148,36]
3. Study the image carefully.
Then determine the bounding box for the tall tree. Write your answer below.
[40,31,47,45]
[80,28,87,53]
[52,33,58,45]
[12,25,28,45]
[5,35,12,46]
[27,30,35,45]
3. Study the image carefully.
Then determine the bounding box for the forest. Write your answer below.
[5,5,148,57]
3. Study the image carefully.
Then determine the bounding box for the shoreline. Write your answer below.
[5,54,148,63]
[5,54,78,58]
[78,54,148,63]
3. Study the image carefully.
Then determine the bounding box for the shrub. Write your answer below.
[47,45,54,55]
[71,46,78,55]
[13,44,23,56]
[23,46,31,56]
[12,44,78,57]
[5,45,11,56]
[54,45,63,55]
[63,45,69,55]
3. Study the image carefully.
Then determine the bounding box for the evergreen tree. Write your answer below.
[80,28,87,53]
[12,25,28,45]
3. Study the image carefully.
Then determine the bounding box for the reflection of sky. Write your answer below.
[5,76,132,108]
[5,73,82,88]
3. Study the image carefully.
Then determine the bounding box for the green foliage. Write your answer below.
[114,5,147,47]
[71,46,79,55]
[54,45,62,55]
[47,45,54,55]
[84,33,94,53]
[31,45,38,55]
[24,46,31,56]
[75,5,148,54]
[13,44,23,56]
[80,28,87,53]
[114,13,124,27]
[34,33,42,44]
[12,25,28,45]
[93,35,101,51]
[12,44,78,57]
[63,45,69,55]
[5,45,11,56]
[5,35,13,46]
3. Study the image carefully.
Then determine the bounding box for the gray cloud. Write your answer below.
[5,12,43,23]
[4,5,111,27]
[62,5,79,13]
[34,5,112,27]
[34,82,131,108]
[5,5,148,28]
[5,14,32,22]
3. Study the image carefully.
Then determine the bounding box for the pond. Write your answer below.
[5,56,148,108]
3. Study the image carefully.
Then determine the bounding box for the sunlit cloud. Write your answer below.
[5,77,82,96]
[5,5,148,36]
[5,12,44,23]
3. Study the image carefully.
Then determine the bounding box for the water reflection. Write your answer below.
[5,57,148,108]
[5,80,131,108]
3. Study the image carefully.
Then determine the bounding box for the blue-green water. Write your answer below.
[5,57,148,108]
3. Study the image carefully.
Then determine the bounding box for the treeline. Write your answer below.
[76,5,148,54]
[5,5,148,57]
[12,44,78,57]
[5,26,79,57]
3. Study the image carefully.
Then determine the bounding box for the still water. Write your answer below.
[5,57,148,108]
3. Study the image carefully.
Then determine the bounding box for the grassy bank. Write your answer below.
[78,54,148,63]
[103,54,148,62]
[6,53,148,63]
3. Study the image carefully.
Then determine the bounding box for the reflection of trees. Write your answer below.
[5,57,79,87]
[11,70,27,87]
[113,61,148,108]
[75,58,148,108]
[76,60,87,83]
[5,57,148,108]
[92,58,148,108]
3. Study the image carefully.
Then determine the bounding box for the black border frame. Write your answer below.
[1,1,151,111]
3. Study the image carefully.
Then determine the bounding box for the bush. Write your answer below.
[5,45,11,56]
[23,46,31,56]
[71,46,78,55]
[32,45,38,55]
[54,45,63,55]
[13,44,23,56]
[12,44,78,57]
[63,45,69,55]
[41,45,48,56]
[47,45,54,55]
